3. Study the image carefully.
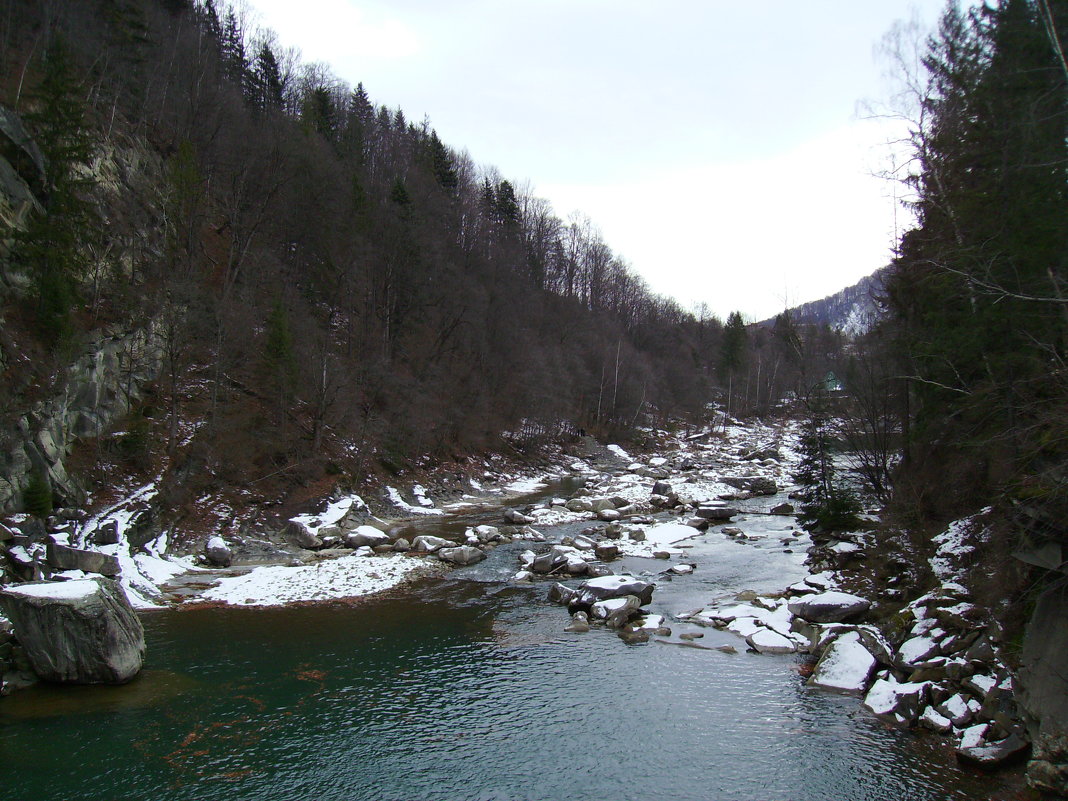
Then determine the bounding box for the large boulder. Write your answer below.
[285,520,322,550]
[1020,582,1068,795]
[788,591,871,624]
[204,536,232,567]
[808,632,877,693]
[45,542,120,577]
[0,578,145,684]
[568,575,654,613]
[345,526,391,549]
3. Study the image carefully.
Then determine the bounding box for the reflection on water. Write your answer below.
[0,495,1032,801]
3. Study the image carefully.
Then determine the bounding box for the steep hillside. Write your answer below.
[764,267,889,335]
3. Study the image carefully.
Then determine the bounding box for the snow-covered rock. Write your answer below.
[746,628,797,654]
[809,632,877,693]
[788,591,871,623]
[863,677,929,726]
[204,536,232,567]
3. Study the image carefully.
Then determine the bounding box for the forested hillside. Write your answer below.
[1,0,730,521]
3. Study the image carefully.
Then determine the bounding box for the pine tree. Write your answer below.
[17,37,96,347]
[793,392,862,533]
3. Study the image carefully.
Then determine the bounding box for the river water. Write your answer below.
[0,502,1029,800]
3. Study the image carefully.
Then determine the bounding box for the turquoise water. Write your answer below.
[0,516,1030,801]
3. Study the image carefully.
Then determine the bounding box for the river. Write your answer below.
[0,499,1028,800]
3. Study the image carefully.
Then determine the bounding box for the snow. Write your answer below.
[929,510,991,582]
[618,522,699,557]
[501,477,548,495]
[810,632,876,692]
[638,614,665,631]
[386,487,444,516]
[207,535,227,550]
[607,444,632,461]
[4,579,100,601]
[747,628,797,654]
[412,484,435,507]
[898,635,940,666]
[958,723,989,750]
[198,553,431,607]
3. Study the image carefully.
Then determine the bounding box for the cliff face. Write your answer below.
[0,106,165,512]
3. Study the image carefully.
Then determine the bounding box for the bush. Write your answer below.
[23,471,53,518]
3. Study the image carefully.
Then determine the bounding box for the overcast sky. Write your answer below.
[246,0,949,321]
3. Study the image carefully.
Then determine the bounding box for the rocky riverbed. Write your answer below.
[0,415,1056,795]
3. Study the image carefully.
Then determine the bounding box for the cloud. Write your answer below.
[251,0,420,63]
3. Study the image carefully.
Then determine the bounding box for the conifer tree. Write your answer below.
[793,391,862,533]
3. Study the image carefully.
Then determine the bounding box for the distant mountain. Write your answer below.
[762,266,889,335]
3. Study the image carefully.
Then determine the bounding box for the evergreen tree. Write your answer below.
[793,392,862,533]
[17,38,96,347]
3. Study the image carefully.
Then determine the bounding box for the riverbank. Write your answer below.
[0,414,1043,795]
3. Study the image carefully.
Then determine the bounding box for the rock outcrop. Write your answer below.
[0,577,145,684]
[1019,582,1068,795]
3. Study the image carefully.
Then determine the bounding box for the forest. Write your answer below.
[0,0,844,523]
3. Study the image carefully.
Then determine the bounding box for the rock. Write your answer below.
[586,564,613,578]
[1020,582,1068,796]
[627,529,646,542]
[695,506,737,521]
[437,546,486,566]
[504,509,534,525]
[392,538,411,552]
[594,542,620,561]
[45,543,120,577]
[808,632,876,692]
[473,525,501,542]
[920,707,954,733]
[0,578,145,684]
[591,595,642,628]
[572,534,597,550]
[936,692,975,728]
[568,575,655,613]
[957,730,1029,768]
[204,536,232,567]
[679,632,704,641]
[653,550,671,560]
[565,498,593,513]
[746,628,798,654]
[748,477,778,495]
[285,520,323,550]
[863,677,930,726]
[770,503,795,515]
[345,526,391,549]
[669,563,695,575]
[565,611,590,633]
[410,535,452,553]
[547,583,576,605]
[788,591,871,624]
[92,520,120,546]
[597,509,621,522]
[651,481,672,497]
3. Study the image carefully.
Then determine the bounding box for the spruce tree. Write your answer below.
[793,391,862,533]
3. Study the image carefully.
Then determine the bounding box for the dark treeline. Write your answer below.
[876,0,1067,526]
[1,0,844,511]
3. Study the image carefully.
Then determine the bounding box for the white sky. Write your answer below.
[245,0,948,321]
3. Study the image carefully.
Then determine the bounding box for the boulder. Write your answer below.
[591,595,642,628]
[748,477,778,495]
[547,582,576,605]
[597,509,622,522]
[285,520,323,550]
[503,509,534,525]
[410,535,452,553]
[45,542,120,577]
[565,611,590,633]
[594,542,620,561]
[863,677,930,726]
[788,591,871,624]
[956,723,1030,768]
[0,578,145,684]
[204,536,232,567]
[568,575,654,613]
[1019,582,1068,796]
[346,526,391,549]
[808,632,877,693]
[565,498,593,513]
[746,628,798,654]
[92,520,120,546]
[586,564,613,578]
[695,506,737,521]
[437,546,486,566]
[770,503,795,515]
